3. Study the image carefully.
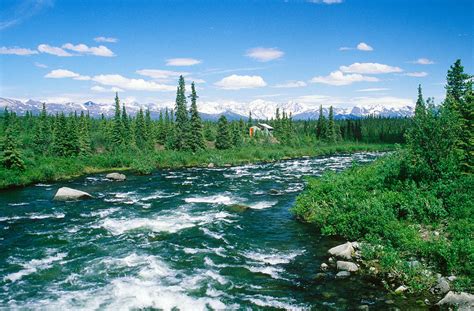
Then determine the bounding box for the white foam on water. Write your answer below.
[200,227,225,240]
[8,202,29,206]
[141,191,178,201]
[35,183,51,187]
[4,252,67,283]
[248,201,278,210]
[28,213,65,220]
[81,207,120,218]
[246,294,306,310]
[101,210,234,236]
[185,194,236,205]
[246,265,285,279]
[243,250,302,265]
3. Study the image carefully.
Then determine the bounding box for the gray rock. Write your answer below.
[432,277,450,295]
[320,263,329,271]
[351,241,361,250]
[207,163,215,168]
[336,271,351,278]
[328,242,354,260]
[105,172,126,181]
[336,261,359,272]
[448,275,457,282]
[53,187,93,201]
[228,204,250,212]
[437,291,474,310]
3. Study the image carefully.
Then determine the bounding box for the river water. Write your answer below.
[0,153,416,310]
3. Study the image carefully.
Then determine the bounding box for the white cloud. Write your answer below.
[38,44,73,57]
[92,74,175,91]
[357,88,390,92]
[91,86,124,92]
[412,58,434,65]
[0,46,38,55]
[62,43,115,57]
[339,47,353,51]
[34,62,48,68]
[44,69,90,80]
[340,62,403,74]
[166,58,202,66]
[94,36,118,43]
[274,81,307,88]
[136,69,188,80]
[214,74,267,90]
[245,47,284,62]
[404,71,428,77]
[310,70,378,86]
[309,0,343,4]
[357,42,373,51]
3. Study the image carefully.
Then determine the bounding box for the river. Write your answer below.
[1,152,417,310]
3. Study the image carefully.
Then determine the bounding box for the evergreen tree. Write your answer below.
[122,104,132,147]
[145,109,153,148]
[33,103,52,155]
[174,76,190,150]
[327,106,338,143]
[316,105,328,140]
[415,84,426,116]
[247,111,253,130]
[135,108,147,148]
[446,59,470,102]
[157,110,165,144]
[232,123,243,147]
[52,112,69,156]
[78,111,91,155]
[112,93,123,147]
[215,115,232,150]
[1,113,25,170]
[188,82,205,151]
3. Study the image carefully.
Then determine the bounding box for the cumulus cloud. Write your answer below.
[412,58,435,65]
[404,71,428,77]
[62,43,115,57]
[0,46,38,55]
[166,58,201,66]
[310,71,378,86]
[91,86,124,92]
[136,69,188,80]
[92,74,175,91]
[214,74,267,89]
[245,47,284,62]
[357,42,373,51]
[340,62,403,74]
[94,36,118,43]
[44,69,90,80]
[339,42,373,51]
[38,44,73,57]
[274,81,307,88]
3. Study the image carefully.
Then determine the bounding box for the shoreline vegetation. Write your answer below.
[0,142,393,190]
[293,60,473,306]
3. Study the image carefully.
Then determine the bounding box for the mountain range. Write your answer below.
[0,97,414,120]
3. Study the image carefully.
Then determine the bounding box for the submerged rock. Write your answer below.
[328,242,354,260]
[269,189,280,195]
[228,204,250,212]
[432,277,450,295]
[53,187,93,201]
[437,291,474,310]
[336,271,351,278]
[337,261,359,272]
[320,263,329,271]
[105,172,126,181]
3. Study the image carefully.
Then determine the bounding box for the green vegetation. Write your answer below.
[293,60,473,294]
[1,75,409,189]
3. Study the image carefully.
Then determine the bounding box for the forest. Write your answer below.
[0,76,406,189]
[293,60,473,295]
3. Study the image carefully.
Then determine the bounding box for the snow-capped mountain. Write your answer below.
[0,97,414,120]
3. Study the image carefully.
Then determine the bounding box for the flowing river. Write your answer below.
[0,152,416,310]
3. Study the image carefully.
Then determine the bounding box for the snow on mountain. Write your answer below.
[0,97,414,120]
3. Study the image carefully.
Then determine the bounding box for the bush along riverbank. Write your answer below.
[293,60,473,309]
[0,142,393,189]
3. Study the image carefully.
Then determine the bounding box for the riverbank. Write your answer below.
[292,151,473,307]
[0,142,394,190]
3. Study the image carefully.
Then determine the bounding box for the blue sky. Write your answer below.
[0,0,472,109]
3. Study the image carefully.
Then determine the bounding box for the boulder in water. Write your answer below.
[320,263,329,271]
[269,189,280,195]
[336,271,351,278]
[328,242,354,260]
[207,163,215,168]
[229,204,250,212]
[336,261,359,272]
[105,172,126,181]
[437,291,474,310]
[53,187,93,201]
[432,277,450,295]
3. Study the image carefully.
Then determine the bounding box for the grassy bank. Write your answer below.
[292,151,473,295]
[0,142,393,189]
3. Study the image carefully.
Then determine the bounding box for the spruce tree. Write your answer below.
[135,108,147,149]
[247,111,253,131]
[52,112,69,156]
[415,84,426,116]
[446,59,470,102]
[174,76,190,150]
[188,82,205,152]
[316,105,328,140]
[145,109,153,149]
[232,123,243,147]
[327,106,338,143]
[215,115,232,150]
[78,111,91,155]
[2,113,25,170]
[121,104,132,147]
[112,92,123,148]
[33,103,52,155]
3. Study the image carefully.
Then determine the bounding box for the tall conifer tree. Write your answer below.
[188,82,205,151]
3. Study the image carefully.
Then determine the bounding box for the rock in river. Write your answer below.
[437,291,474,310]
[105,172,126,181]
[336,261,359,272]
[328,242,354,260]
[228,204,250,212]
[53,187,93,201]
[336,271,351,278]
[432,277,450,295]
